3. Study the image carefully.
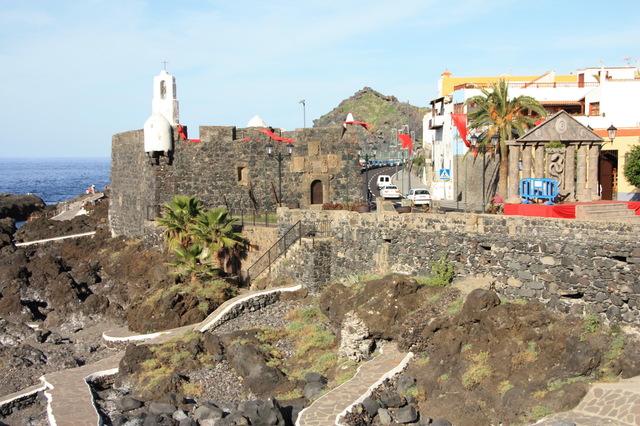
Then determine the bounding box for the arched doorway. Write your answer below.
[599,150,618,200]
[311,180,323,205]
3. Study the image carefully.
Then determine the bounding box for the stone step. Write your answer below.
[575,204,638,221]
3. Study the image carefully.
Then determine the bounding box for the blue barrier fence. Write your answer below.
[519,178,558,205]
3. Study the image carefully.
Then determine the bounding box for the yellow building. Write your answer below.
[594,128,640,201]
[437,69,577,98]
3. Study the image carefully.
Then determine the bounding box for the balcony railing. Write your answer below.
[453,82,599,91]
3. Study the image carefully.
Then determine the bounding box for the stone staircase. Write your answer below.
[575,203,640,223]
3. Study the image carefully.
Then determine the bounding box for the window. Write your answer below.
[160,80,166,100]
[589,102,600,116]
[236,163,249,185]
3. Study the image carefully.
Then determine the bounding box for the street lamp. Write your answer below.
[607,124,617,144]
[359,148,377,202]
[266,142,293,206]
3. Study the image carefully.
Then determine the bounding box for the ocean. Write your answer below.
[0,157,111,205]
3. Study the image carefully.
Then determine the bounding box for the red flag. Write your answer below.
[257,128,295,144]
[177,124,202,143]
[343,120,375,136]
[451,114,469,147]
[397,133,413,155]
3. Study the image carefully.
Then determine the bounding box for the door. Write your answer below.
[599,150,618,200]
[311,180,323,204]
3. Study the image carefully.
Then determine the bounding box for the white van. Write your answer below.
[376,175,391,189]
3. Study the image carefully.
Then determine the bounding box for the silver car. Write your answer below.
[406,188,431,205]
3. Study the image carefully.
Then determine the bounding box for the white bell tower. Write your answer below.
[144,68,179,160]
[151,69,179,125]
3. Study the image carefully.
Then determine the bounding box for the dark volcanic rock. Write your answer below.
[0,218,15,247]
[0,193,45,221]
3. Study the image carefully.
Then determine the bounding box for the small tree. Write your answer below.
[157,197,246,279]
[624,144,640,188]
[190,208,247,273]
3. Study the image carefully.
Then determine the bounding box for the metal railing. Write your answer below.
[244,219,332,284]
[229,208,278,228]
[245,221,302,283]
[453,82,599,91]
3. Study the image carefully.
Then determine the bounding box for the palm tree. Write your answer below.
[465,79,547,198]
[190,208,246,272]
[169,243,219,281]
[156,196,203,248]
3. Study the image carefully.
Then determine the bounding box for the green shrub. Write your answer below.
[429,253,455,286]
[623,144,640,188]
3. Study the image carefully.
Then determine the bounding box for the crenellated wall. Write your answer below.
[109,125,365,238]
[273,209,640,323]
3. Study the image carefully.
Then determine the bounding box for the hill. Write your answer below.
[313,87,430,151]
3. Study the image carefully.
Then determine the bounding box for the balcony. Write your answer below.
[429,114,446,129]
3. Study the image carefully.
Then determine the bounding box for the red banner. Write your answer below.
[342,120,374,136]
[397,133,413,154]
[257,128,294,144]
[451,114,469,147]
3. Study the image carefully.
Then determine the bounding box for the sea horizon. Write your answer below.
[0,157,111,205]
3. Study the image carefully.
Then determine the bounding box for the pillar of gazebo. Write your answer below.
[522,145,532,179]
[576,145,588,200]
[588,144,601,201]
[507,143,520,203]
[534,144,545,178]
[564,144,576,201]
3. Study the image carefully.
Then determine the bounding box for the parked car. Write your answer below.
[376,175,391,189]
[380,185,402,199]
[406,188,431,206]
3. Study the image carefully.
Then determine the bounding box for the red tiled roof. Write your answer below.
[593,128,640,137]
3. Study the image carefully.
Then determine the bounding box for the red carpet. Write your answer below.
[504,201,640,219]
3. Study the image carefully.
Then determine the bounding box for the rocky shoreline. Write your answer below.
[2,193,640,426]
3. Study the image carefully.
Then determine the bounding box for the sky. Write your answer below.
[1,0,639,158]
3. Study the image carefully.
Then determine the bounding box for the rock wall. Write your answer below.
[109,126,363,238]
[275,209,640,324]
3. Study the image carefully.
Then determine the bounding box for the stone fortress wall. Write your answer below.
[109,126,364,238]
[272,208,640,324]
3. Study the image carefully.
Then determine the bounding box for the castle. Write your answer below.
[109,70,364,237]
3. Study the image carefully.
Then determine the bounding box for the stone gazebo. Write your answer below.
[506,111,604,203]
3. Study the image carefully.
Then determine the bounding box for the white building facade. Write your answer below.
[423,66,640,202]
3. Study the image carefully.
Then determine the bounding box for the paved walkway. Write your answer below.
[296,343,413,426]
[52,192,104,221]
[535,375,640,425]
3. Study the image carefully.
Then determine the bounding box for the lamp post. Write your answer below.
[266,142,293,206]
[607,124,617,144]
[359,148,377,202]
[299,100,306,129]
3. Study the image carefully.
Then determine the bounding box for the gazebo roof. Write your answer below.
[517,110,603,143]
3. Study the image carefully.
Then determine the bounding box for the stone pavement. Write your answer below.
[295,342,413,426]
[535,375,640,426]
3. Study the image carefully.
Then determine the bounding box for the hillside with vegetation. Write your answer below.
[313,87,430,150]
